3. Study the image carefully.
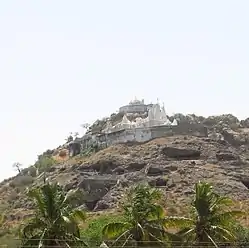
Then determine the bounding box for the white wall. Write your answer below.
[103,128,152,145]
[135,128,152,142]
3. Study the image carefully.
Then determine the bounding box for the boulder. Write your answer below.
[112,166,125,174]
[162,147,201,160]
[126,162,146,171]
[94,200,110,211]
[241,178,249,189]
[216,152,239,161]
[68,141,81,157]
[146,166,165,176]
[78,176,117,210]
[90,159,120,174]
[148,177,167,187]
[221,128,248,147]
[78,177,117,192]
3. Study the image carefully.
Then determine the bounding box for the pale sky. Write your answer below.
[0,0,248,181]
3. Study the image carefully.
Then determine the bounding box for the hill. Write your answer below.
[2,113,249,233]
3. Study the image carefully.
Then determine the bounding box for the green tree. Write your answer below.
[20,182,87,248]
[35,155,56,174]
[164,181,244,247]
[102,184,168,247]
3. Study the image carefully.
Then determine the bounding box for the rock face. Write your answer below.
[68,134,249,210]
[69,142,81,157]
[78,176,117,210]
[216,151,239,161]
[161,147,201,160]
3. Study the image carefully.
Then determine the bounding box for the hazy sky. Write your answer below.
[0,0,248,180]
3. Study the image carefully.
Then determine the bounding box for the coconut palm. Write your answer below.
[164,181,244,247]
[102,184,168,247]
[20,182,87,248]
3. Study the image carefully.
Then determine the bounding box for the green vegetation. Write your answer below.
[1,181,249,247]
[102,184,167,247]
[34,155,57,174]
[163,182,245,246]
[19,183,87,247]
[81,214,124,247]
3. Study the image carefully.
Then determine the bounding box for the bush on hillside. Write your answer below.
[21,166,37,177]
[9,175,34,188]
[35,155,56,174]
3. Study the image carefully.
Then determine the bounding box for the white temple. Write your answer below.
[103,99,178,133]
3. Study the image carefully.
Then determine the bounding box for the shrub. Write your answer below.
[234,224,249,247]
[9,175,34,188]
[28,166,37,177]
[81,214,124,247]
[21,166,37,177]
[35,155,56,173]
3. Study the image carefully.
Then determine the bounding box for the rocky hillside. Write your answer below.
[2,113,249,228]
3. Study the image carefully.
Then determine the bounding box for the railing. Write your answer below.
[0,240,247,248]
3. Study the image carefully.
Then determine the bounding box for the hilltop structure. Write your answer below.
[70,98,207,156]
[105,98,177,133]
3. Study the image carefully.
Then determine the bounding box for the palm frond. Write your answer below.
[20,219,45,239]
[27,188,46,217]
[204,230,219,248]
[210,210,245,224]
[102,222,131,239]
[161,216,194,229]
[70,209,87,222]
[211,225,236,241]
[210,195,233,211]
[147,204,165,220]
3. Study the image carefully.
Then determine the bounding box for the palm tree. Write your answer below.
[164,181,244,247]
[20,182,87,248]
[102,184,169,247]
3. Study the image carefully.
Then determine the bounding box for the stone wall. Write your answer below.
[78,123,207,151]
[106,129,134,145]
[119,104,148,114]
[151,124,208,139]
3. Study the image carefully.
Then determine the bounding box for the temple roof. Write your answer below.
[129,97,144,105]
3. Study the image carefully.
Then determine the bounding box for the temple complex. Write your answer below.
[105,98,177,133]
[71,98,207,155]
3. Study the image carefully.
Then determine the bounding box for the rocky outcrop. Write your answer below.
[216,151,239,161]
[241,118,249,128]
[161,147,201,160]
[45,135,249,211]
[78,176,118,210]
[68,141,81,157]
